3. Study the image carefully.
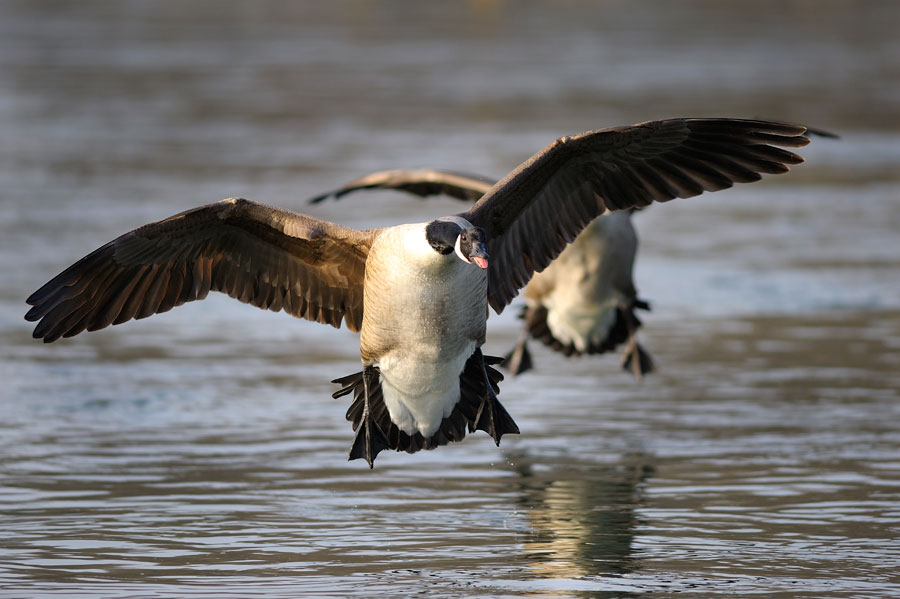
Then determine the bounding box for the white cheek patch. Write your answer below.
[454,234,470,263]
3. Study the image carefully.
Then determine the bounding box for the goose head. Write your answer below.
[425,217,489,269]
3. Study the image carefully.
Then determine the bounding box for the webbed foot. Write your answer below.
[472,348,520,445]
[620,308,655,380]
[502,333,534,376]
[344,366,390,468]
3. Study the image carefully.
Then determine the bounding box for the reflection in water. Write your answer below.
[512,452,653,579]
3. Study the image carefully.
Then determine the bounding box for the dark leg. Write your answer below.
[620,308,655,380]
[502,330,534,376]
[472,348,520,445]
[348,366,391,468]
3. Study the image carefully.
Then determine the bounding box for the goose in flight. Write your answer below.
[25,118,810,467]
[310,170,653,379]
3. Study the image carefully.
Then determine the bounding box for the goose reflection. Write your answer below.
[510,452,653,580]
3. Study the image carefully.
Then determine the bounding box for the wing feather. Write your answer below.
[462,118,810,312]
[26,198,377,342]
[308,169,495,204]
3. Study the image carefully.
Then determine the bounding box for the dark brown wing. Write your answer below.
[463,118,810,313]
[25,198,379,342]
[309,169,495,203]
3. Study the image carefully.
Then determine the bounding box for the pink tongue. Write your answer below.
[473,256,488,269]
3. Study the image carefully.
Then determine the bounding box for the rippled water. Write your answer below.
[2,1,899,598]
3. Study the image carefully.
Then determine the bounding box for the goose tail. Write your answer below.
[333,350,515,466]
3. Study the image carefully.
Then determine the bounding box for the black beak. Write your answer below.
[469,241,489,269]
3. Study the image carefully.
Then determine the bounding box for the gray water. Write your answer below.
[2,1,899,597]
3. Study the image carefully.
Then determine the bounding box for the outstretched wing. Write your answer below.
[26,198,378,342]
[462,118,810,313]
[309,169,495,203]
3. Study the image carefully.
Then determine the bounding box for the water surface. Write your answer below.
[1,2,898,597]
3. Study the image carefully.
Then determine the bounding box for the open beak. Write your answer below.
[470,242,489,269]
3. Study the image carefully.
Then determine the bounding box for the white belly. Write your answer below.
[529,213,637,351]
[379,339,476,437]
[360,223,488,437]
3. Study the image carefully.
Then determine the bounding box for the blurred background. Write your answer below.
[1,1,898,597]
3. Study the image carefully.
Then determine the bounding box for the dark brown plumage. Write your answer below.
[26,198,376,342]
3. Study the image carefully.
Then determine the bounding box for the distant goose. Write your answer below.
[25,118,810,467]
[311,170,653,378]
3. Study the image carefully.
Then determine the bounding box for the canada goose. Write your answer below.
[310,170,653,379]
[25,118,810,467]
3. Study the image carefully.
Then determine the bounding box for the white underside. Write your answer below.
[378,340,476,438]
[545,301,619,353]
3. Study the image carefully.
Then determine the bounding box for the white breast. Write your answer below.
[360,223,488,437]
[529,212,637,352]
